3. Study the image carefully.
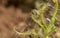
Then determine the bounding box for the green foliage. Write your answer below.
[32,0,58,38]
[14,0,59,38]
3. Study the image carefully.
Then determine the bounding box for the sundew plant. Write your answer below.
[32,0,58,38]
[14,0,59,38]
